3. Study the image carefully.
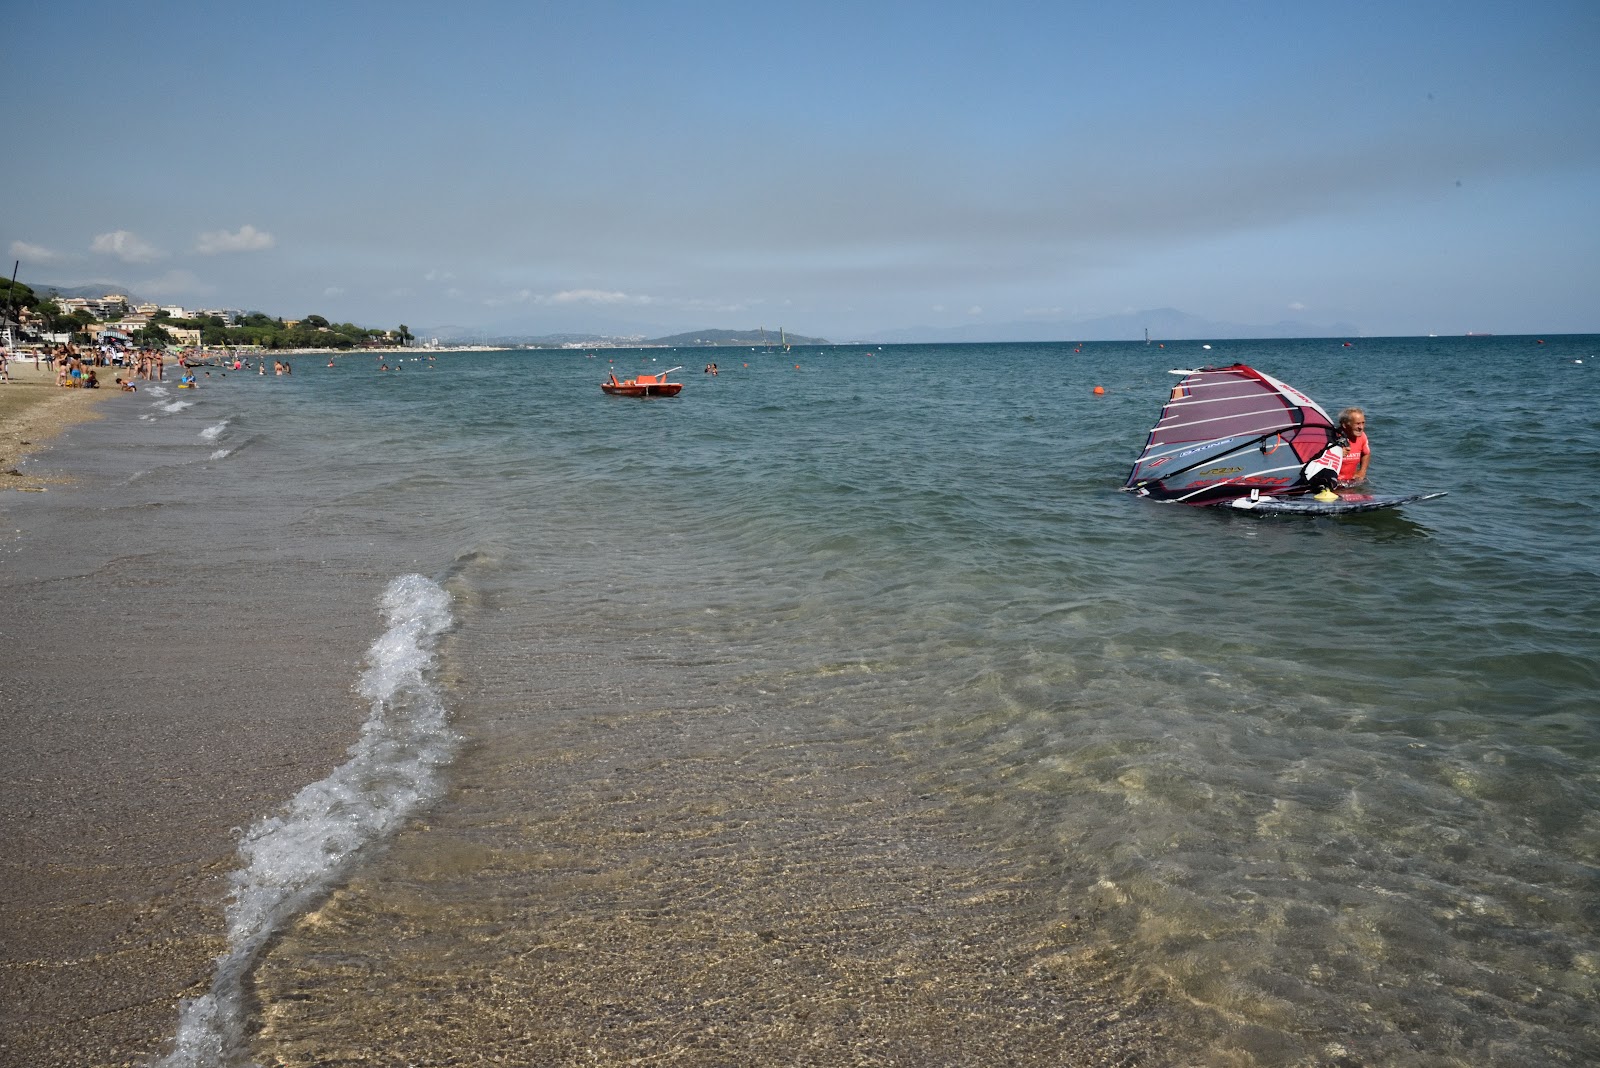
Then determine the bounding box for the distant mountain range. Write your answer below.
[646,328,829,347]
[864,307,1361,344]
[422,308,1359,347]
[31,284,1356,345]
[417,326,832,348]
[35,282,147,302]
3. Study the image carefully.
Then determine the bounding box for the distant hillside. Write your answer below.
[416,324,832,348]
[645,328,829,347]
[868,308,1360,344]
[36,282,145,302]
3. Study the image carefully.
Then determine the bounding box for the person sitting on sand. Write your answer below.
[115,377,137,392]
[1337,408,1371,485]
[84,369,100,389]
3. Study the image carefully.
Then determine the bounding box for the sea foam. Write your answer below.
[153,574,457,1068]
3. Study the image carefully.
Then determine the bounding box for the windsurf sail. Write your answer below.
[1124,364,1342,505]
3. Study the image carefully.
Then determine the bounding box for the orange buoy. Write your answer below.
[1093,385,1105,395]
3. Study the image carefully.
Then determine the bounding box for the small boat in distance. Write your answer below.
[602,366,683,397]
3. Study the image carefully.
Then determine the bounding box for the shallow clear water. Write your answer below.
[14,338,1600,1065]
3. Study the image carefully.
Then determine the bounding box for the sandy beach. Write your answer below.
[0,359,120,491]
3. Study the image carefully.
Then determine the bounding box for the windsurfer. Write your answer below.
[1336,408,1371,484]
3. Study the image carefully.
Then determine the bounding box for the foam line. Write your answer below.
[154,574,456,1067]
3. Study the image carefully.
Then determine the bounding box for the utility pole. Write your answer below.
[2,261,19,348]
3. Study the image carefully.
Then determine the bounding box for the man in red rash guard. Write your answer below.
[1337,408,1371,484]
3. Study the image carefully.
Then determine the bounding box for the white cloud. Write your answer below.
[483,286,740,312]
[324,286,346,297]
[138,269,211,297]
[545,289,650,306]
[91,230,162,263]
[195,224,275,255]
[967,305,983,316]
[10,240,64,263]
[1289,301,1307,311]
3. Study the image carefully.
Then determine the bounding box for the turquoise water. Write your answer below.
[23,337,1600,1065]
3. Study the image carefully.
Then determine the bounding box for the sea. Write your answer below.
[2,336,1597,1067]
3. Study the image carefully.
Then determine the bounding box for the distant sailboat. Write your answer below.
[781,327,790,353]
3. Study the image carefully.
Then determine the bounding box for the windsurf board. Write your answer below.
[1224,491,1448,516]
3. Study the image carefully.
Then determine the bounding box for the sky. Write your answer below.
[6,0,1598,340]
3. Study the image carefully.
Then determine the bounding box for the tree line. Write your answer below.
[1,278,413,350]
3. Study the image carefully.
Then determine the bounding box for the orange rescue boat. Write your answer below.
[602,366,683,397]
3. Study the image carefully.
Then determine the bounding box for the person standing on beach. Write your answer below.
[1337,408,1371,485]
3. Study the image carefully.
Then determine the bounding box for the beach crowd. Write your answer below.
[0,341,252,390]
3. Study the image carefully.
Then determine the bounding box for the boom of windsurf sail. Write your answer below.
[1124,364,1341,505]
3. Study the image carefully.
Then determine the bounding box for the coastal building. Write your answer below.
[57,295,131,320]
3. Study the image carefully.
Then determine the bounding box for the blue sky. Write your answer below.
[7,0,1597,339]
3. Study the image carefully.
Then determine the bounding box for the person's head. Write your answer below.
[1338,407,1366,436]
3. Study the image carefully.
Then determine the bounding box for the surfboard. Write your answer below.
[1223,491,1447,516]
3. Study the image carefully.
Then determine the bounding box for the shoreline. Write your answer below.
[0,387,403,1067]
[0,360,122,491]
